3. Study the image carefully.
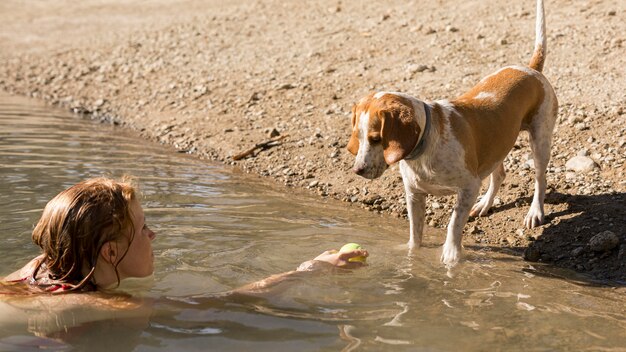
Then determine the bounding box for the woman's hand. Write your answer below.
[296,248,369,271]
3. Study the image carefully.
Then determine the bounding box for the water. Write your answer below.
[0,93,624,351]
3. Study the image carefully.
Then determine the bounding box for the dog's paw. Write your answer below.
[440,243,461,268]
[470,198,491,217]
[524,205,544,228]
[406,239,421,250]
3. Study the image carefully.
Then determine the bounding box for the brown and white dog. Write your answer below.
[347,0,558,267]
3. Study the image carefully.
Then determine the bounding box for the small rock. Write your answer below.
[431,202,442,209]
[308,180,319,188]
[589,230,619,252]
[575,123,590,131]
[525,158,535,169]
[268,128,280,138]
[363,196,380,205]
[328,5,341,13]
[571,247,584,256]
[249,92,262,102]
[567,115,583,125]
[565,172,577,181]
[576,148,589,157]
[277,83,296,90]
[565,155,598,172]
[407,64,429,74]
[524,246,541,262]
[445,25,459,32]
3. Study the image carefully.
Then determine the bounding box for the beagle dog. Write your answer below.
[347,0,558,267]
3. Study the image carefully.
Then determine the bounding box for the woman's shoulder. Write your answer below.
[3,255,44,282]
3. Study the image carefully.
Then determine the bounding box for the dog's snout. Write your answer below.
[353,165,365,176]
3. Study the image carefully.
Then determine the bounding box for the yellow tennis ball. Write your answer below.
[339,243,366,263]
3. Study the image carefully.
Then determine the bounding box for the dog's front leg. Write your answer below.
[405,188,426,249]
[441,182,480,267]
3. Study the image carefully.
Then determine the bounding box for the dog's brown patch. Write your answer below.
[450,68,546,177]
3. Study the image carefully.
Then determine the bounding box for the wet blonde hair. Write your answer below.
[30,177,138,293]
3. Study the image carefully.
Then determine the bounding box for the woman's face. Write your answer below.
[117,198,156,279]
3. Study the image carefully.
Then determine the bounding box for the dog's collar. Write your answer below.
[404,103,431,161]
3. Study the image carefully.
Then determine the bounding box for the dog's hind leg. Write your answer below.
[524,126,552,228]
[470,162,506,217]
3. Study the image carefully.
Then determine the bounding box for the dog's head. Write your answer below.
[347,92,421,179]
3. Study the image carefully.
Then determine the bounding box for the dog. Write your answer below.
[347,0,558,267]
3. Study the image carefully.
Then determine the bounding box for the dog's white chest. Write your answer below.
[399,160,460,196]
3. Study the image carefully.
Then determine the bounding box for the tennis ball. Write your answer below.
[339,243,367,263]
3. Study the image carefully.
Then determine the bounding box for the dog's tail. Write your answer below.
[528,0,547,72]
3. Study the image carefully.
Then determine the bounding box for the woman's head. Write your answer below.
[31,177,155,292]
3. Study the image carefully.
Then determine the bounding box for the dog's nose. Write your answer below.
[353,166,365,175]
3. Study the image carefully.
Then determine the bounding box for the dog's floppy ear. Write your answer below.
[380,103,419,164]
[346,104,359,155]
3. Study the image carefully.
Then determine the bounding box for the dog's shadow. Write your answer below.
[468,191,626,286]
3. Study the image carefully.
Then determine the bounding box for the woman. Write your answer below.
[2,177,368,295]
[0,177,368,347]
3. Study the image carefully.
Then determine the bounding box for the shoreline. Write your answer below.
[1,0,624,282]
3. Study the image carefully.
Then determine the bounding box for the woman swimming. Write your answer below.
[2,177,368,295]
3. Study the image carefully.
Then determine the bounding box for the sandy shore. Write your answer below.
[1,0,624,282]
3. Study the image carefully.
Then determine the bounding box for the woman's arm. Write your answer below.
[228,248,369,296]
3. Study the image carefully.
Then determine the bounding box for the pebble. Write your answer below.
[267,128,280,137]
[565,155,598,172]
[571,247,584,256]
[575,122,589,131]
[523,246,541,262]
[588,230,619,252]
[407,64,429,74]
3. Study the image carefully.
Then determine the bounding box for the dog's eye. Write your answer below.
[368,133,381,144]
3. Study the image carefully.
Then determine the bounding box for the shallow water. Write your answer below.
[0,93,624,351]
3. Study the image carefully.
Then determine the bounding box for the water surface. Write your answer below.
[0,93,624,351]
